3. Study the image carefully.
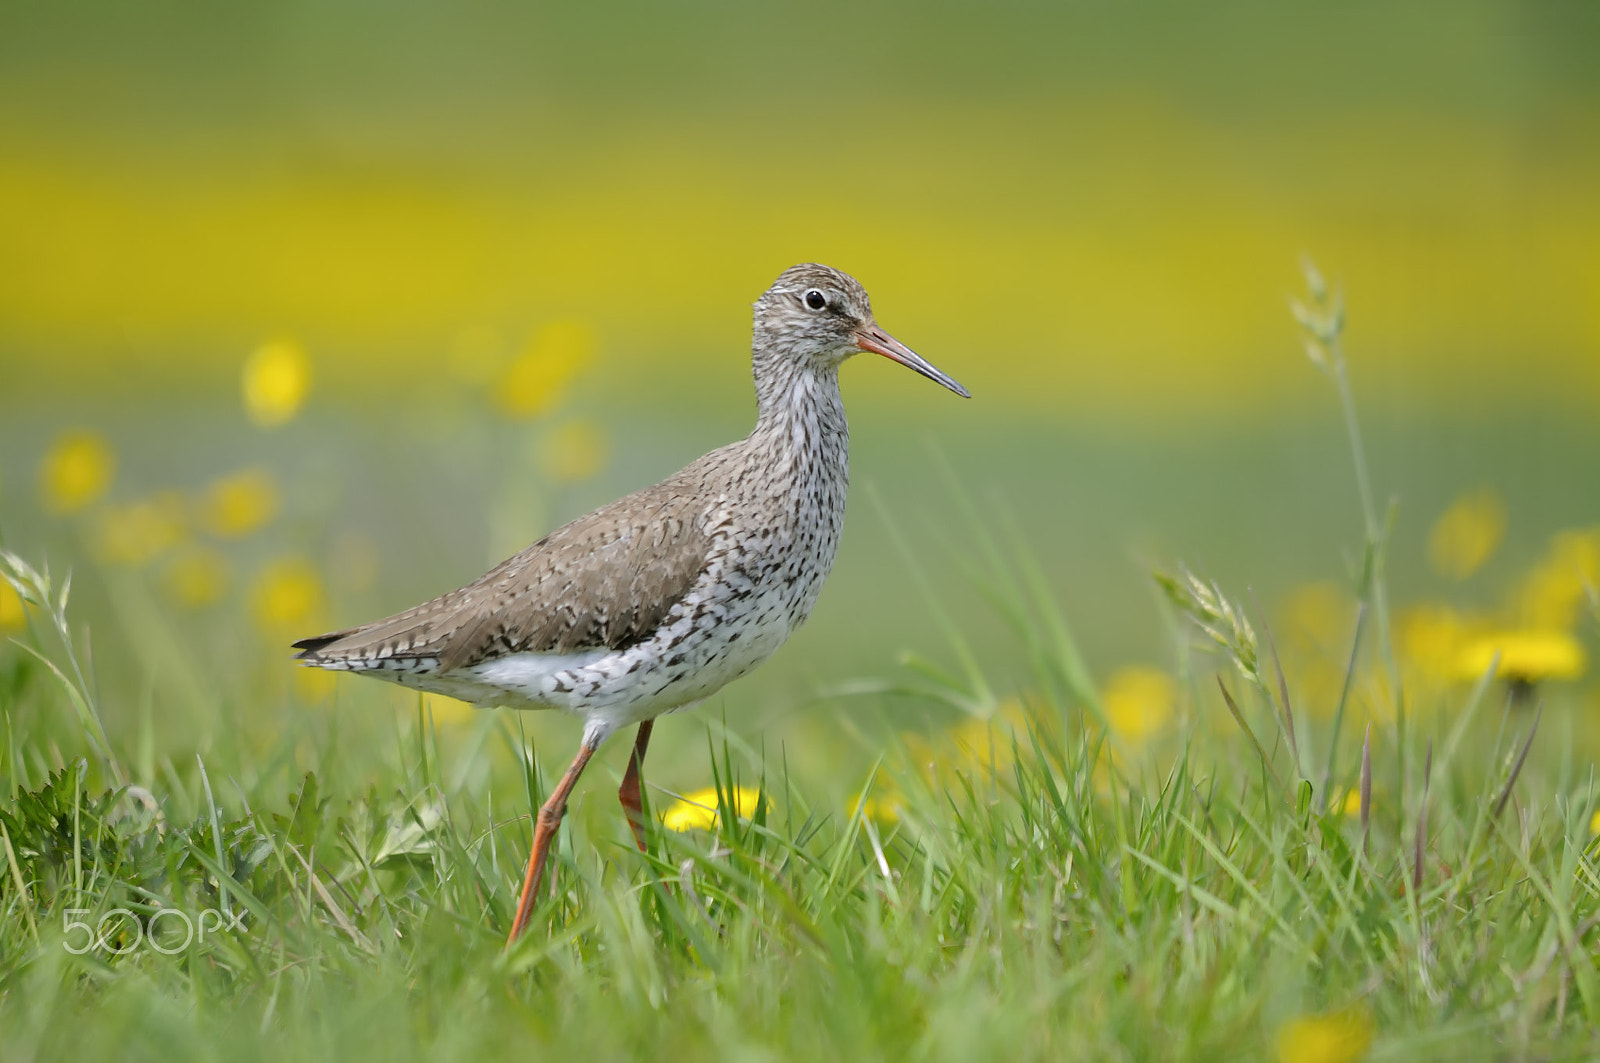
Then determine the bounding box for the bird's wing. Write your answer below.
[292,475,718,673]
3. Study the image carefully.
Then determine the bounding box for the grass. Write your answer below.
[2,270,1599,1061]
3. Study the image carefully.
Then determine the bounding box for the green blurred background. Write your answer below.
[1,1,1597,782]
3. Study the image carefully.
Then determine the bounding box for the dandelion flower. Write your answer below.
[0,579,25,633]
[1591,809,1600,836]
[661,786,763,832]
[243,339,311,427]
[40,431,115,514]
[1340,789,1362,817]
[198,468,280,538]
[494,320,594,420]
[540,419,609,484]
[1103,667,1176,742]
[1454,629,1586,684]
[252,556,325,634]
[1275,1009,1373,1063]
[164,547,230,608]
[1427,488,1505,581]
[93,492,188,566]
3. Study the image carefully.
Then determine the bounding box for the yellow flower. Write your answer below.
[540,419,609,484]
[92,492,188,566]
[416,691,476,724]
[1103,667,1176,742]
[1282,582,1357,656]
[252,556,325,633]
[850,782,907,824]
[903,697,1054,786]
[494,320,594,419]
[1397,603,1476,684]
[0,579,26,633]
[294,666,338,704]
[1275,1009,1373,1063]
[1590,809,1600,836]
[164,547,230,608]
[1514,528,1600,630]
[40,431,115,514]
[197,468,280,538]
[1454,629,1586,684]
[243,339,311,427]
[661,786,763,832]
[1427,488,1505,581]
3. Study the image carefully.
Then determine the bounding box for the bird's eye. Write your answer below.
[803,289,827,311]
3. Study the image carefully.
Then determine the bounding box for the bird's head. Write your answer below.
[752,263,969,398]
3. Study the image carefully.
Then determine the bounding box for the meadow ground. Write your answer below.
[2,274,1599,1063]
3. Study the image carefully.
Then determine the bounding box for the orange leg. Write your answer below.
[506,740,598,946]
[617,720,655,852]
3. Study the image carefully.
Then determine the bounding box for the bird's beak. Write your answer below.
[853,323,971,398]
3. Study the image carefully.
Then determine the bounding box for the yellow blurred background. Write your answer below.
[1,1,1597,773]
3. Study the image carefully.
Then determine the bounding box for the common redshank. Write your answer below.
[292,263,968,943]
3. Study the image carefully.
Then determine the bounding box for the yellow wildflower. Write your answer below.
[1514,528,1600,630]
[92,492,187,566]
[0,579,26,633]
[540,420,609,483]
[1340,789,1362,817]
[1275,1009,1373,1063]
[1427,488,1505,580]
[494,320,594,419]
[1282,582,1357,656]
[1396,604,1476,684]
[1454,629,1586,684]
[1103,667,1175,742]
[851,781,907,824]
[1590,809,1600,835]
[661,786,763,832]
[416,691,476,724]
[294,666,337,704]
[197,468,280,538]
[40,431,115,514]
[243,339,311,427]
[251,556,325,634]
[164,547,230,608]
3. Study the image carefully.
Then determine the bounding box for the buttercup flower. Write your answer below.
[540,420,608,484]
[93,493,188,566]
[1454,629,1586,684]
[1275,1009,1373,1063]
[164,547,231,608]
[494,320,593,419]
[243,339,311,427]
[1427,488,1505,581]
[40,431,115,514]
[252,556,325,634]
[198,468,280,538]
[1104,667,1176,742]
[661,786,763,832]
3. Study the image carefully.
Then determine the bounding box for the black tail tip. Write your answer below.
[291,633,341,659]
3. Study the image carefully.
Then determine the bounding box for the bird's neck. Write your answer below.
[750,353,849,472]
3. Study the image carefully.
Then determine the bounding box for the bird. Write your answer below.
[291,263,968,944]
